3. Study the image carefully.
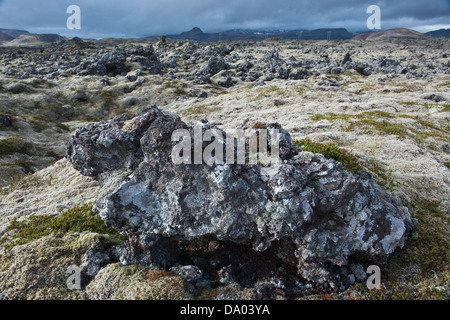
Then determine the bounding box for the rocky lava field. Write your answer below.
[0,36,449,300]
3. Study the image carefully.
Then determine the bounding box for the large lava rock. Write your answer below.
[260,49,290,80]
[75,46,162,77]
[66,105,415,288]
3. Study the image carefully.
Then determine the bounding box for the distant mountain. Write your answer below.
[426,29,450,38]
[1,34,65,47]
[0,32,14,43]
[154,27,355,42]
[350,33,371,41]
[0,28,30,38]
[179,27,205,38]
[294,28,354,40]
[351,28,431,41]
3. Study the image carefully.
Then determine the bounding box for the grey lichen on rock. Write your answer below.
[66,105,416,290]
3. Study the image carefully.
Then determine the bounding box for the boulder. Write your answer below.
[289,69,311,80]
[341,52,352,66]
[76,46,162,77]
[201,55,229,75]
[0,114,11,127]
[218,76,234,88]
[236,60,254,73]
[260,50,290,80]
[66,105,416,289]
[352,63,372,76]
[129,46,162,74]
[422,94,446,102]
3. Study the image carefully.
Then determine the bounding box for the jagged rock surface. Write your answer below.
[74,46,162,77]
[66,105,415,288]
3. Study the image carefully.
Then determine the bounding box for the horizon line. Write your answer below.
[1,25,449,40]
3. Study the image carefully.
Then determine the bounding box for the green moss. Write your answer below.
[206,82,228,95]
[351,191,450,300]
[391,83,423,93]
[398,101,417,106]
[378,196,450,298]
[440,104,450,113]
[54,122,70,131]
[7,83,34,94]
[24,79,56,89]
[99,90,120,110]
[197,282,252,300]
[28,116,49,132]
[86,263,192,300]
[51,91,67,103]
[362,158,395,191]
[226,84,254,95]
[174,87,189,96]
[428,144,441,152]
[0,173,42,195]
[249,86,288,101]
[407,231,448,272]
[24,100,74,125]
[343,73,365,80]
[0,137,34,156]
[163,81,193,97]
[346,119,410,139]
[181,104,221,117]
[1,160,34,174]
[406,204,448,264]
[355,282,444,300]
[414,199,448,220]
[163,81,187,90]
[435,80,450,89]
[110,108,132,117]
[311,111,450,144]
[0,232,123,300]
[399,101,449,111]
[293,139,363,174]
[0,203,126,251]
[312,110,394,122]
[72,88,88,94]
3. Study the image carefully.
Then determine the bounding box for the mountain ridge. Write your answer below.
[0,27,449,46]
[0,32,14,43]
[351,28,432,41]
[1,33,65,47]
[426,28,450,38]
[149,27,450,42]
[156,27,355,41]
[0,28,30,38]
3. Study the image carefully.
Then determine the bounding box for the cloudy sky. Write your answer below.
[0,0,449,38]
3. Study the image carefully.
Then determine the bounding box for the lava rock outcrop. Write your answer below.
[66,105,415,289]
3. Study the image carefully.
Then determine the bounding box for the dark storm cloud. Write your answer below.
[0,0,449,38]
